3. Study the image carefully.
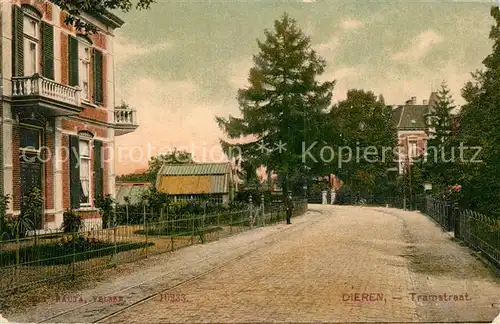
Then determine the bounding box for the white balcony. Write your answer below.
[114,107,138,136]
[11,74,82,115]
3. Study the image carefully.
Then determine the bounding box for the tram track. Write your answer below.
[37,209,323,323]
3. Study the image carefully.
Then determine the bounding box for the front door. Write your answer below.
[19,126,43,230]
[20,155,43,230]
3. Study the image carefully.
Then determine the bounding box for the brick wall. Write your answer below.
[59,11,74,33]
[43,2,52,21]
[19,0,46,18]
[398,132,427,162]
[79,210,100,219]
[90,33,107,51]
[45,214,55,223]
[60,32,68,85]
[80,106,108,123]
[61,119,107,138]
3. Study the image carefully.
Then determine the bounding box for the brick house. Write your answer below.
[391,93,438,174]
[0,0,138,231]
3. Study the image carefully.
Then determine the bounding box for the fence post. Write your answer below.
[230,211,233,234]
[72,225,76,280]
[261,193,265,226]
[202,202,206,240]
[191,213,195,245]
[160,204,164,234]
[166,203,170,235]
[453,205,461,239]
[126,203,129,226]
[113,205,117,263]
[445,203,451,231]
[15,222,20,286]
[143,203,148,258]
[217,211,220,240]
[249,196,253,229]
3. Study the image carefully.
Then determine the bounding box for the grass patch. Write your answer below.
[0,238,154,267]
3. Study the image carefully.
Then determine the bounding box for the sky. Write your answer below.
[112,0,496,175]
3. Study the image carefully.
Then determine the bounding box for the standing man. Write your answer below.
[285,193,294,224]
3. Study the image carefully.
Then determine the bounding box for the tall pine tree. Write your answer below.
[216,13,335,195]
[424,81,456,189]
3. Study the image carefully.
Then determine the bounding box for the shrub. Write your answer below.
[95,194,115,228]
[17,187,43,238]
[61,209,82,233]
[0,194,12,240]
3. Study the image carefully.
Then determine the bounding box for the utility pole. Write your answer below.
[408,155,413,210]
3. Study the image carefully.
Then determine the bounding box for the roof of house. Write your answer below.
[393,104,428,129]
[428,92,439,107]
[157,163,232,176]
[391,93,438,130]
[115,182,151,205]
[156,163,232,195]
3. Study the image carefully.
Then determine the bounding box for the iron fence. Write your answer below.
[423,197,499,269]
[457,209,500,268]
[0,198,307,295]
[425,197,453,231]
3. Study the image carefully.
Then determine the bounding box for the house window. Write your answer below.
[79,138,91,205]
[78,37,91,101]
[409,141,418,159]
[20,126,41,151]
[23,14,39,76]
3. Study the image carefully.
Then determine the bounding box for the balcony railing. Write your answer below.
[114,108,137,126]
[12,74,81,106]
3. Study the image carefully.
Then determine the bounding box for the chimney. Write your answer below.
[411,96,416,104]
[423,99,428,105]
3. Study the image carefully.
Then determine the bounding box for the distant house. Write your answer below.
[155,163,235,205]
[115,181,151,205]
[391,93,438,174]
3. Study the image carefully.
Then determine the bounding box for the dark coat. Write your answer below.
[285,197,294,211]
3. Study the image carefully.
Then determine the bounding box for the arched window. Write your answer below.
[77,131,94,206]
[21,5,42,76]
[77,35,93,101]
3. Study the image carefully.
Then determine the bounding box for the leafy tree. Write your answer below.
[146,150,193,183]
[327,90,396,197]
[53,0,154,33]
[116,173,150,182]
[116,150,193,184]
[454,6,500,217]
[216,13,335,195]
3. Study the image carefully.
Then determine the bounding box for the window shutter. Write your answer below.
[68,35,79,86]
[69,135,80,209]
[11,5,24,76]
[41,21,54,80]
[93,140,104,201]
[92,48,103,105]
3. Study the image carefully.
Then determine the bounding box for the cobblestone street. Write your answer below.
[6,205,500,323]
